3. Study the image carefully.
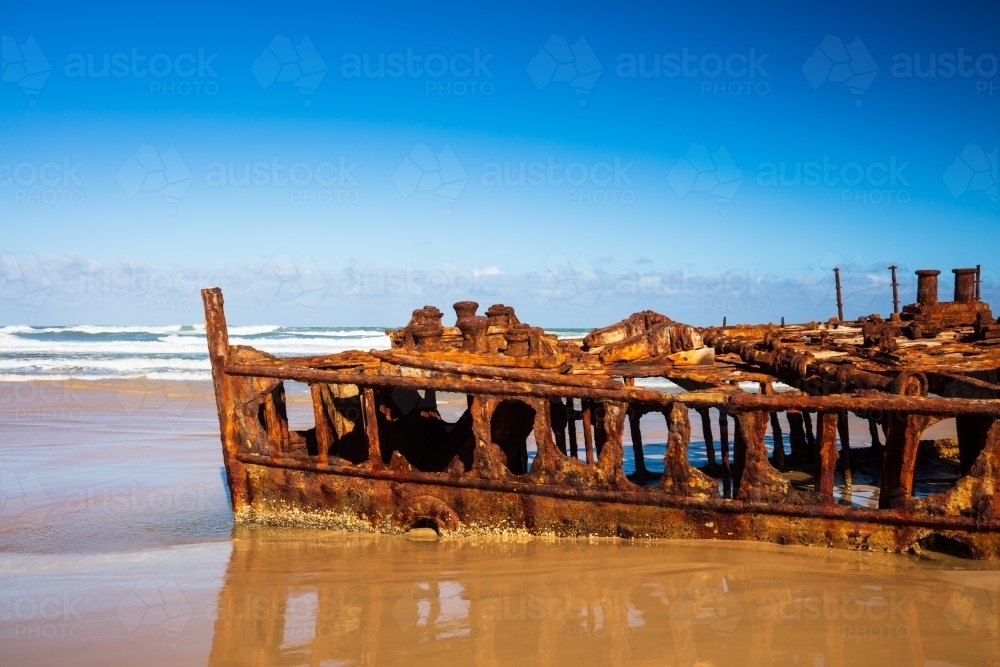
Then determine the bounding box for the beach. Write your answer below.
[2,378,997,666]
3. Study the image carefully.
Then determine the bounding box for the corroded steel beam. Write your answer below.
[370,349,625,390]
[232,451,1000,533]
[224,363,1000,416]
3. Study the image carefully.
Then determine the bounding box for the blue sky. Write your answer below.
[1,0,998,327]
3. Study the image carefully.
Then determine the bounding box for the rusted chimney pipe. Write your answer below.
[453,301,479,321]
[915,270,940,306]
[953,268,977,303]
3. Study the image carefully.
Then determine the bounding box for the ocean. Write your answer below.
[0,325,393,382]
[0,325,687,388]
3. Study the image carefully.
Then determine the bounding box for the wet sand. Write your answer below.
[1,380,997,667]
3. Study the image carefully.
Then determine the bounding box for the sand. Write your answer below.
[1,380,996,667]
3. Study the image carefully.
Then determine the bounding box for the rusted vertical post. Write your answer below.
[696,407,716,469]
[879,414,928,509]
[815,412,838,503]
[769,412,785,471]
[834,267,844,322]
[661,403,718,498]
[263,385,289,454]
[470,396,508,478]
[593,403,608,457]
[595,401,626,480]
[956,415,992,477]
[566,399,578,460]
[867,417,883,457]
[582,399,594,464]
[201,288,248,512]
[734,410,788,502]
[889,265,900,314]
[628,407,648,481]
[361,387,383,467]
[761,382,785,471]
[975,264,981,300]
[732,420,746,497]
[837,411,852,491]
[719,410,731,499]
[786,410,809,463]
[549,399,568,456]
[803,411,816,451]
[311,384,334,461]
[531,398,562,473]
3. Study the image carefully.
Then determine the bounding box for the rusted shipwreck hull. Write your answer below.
[201,267,1000,558]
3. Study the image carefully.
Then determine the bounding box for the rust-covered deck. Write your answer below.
[201,266,1000,558]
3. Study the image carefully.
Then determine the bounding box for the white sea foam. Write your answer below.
[59,324,188,335]
[0,325,38,334]
[0,358,211,371]
[0,325,391,382]
[635,377,682,391]
[230,335,390,354]
[0,372,209,382]
[224,325,282,336]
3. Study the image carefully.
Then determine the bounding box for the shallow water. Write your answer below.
[1,381,997,666]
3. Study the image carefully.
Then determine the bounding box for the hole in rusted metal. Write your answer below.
[491,399,536,475]
[375,389,474,472]
[915,418,960,498]
[918,532,973,559]
[408,518,441,534]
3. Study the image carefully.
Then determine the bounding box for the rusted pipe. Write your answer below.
[370,350,624,390]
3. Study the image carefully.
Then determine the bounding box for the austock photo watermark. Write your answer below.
[340,47,495,97]
[252,35,327,102]
[0,253,53,313]
[208,588,363,644]
[117,143,192,213]
[616,47,770,97]
[116,143,363,209]
[64,46,220,97]
[393,144,637,207]
[339,264,501,301]
[253,36,496,101]
[668,143,743,213]
[756,155,912,205]
[480,156,636,204]
[0,467,51,531]
[250,253,329,309]
[62,264,218,314]
[0,383,85,423]
[1,34,52,104]
[615,265,772,317]
[891,48,998,95]
[1,157,85,205]
[2,589,86,641]
[753,588,916,640]
[477,591,643,639]
[527,35,603,105]
[393,143,467,211]
[62,479,229,530]
[205,156,361,204]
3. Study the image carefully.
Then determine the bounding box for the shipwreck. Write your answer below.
[202,266,1000,558]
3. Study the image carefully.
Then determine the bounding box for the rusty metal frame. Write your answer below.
[201,267,1000,558]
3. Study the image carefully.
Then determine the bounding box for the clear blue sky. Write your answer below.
[1,0,997,327]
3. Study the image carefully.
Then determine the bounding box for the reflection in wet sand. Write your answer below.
[208,527,1000,667]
